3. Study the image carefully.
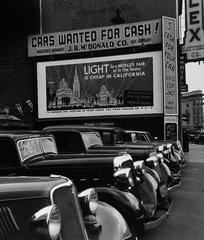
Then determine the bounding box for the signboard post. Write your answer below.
[162,16,178,140]
[179,53,188,92]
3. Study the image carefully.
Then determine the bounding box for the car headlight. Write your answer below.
[158,145,164,152]
[128,169,135,187]
[146,156,158,167]
[164,149,169,155]
[31,205,61,240]
[149,150,157,157]
[113,153,133,172]
[78,188,98,215]
[167,143,173,153]
[114,168,135,187]
[78,188,102,233]
[157,153,163,159]
[133,160,144,169]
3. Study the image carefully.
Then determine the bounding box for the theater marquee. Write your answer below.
[37,51,163,119]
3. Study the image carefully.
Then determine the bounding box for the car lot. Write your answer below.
[0,126,199,239]
[141,144,204,240]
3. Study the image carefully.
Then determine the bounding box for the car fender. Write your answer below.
[95,187,142,219]
[95,187,142,238]
[174,150,182,162]
[87,200,132,240]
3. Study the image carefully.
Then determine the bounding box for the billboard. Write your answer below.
[37,51,163,119]
[28,19,161,57]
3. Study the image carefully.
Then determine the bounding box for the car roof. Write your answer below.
[43,125,124,132]
[125,130,149,134]
[0,130,52,141]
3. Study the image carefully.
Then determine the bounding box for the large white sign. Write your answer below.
[182,0,204,61]
[162,16,178,115]
[37,52,163,119]
[28,19,161,57]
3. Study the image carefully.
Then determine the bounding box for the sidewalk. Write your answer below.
[141,143,204,240]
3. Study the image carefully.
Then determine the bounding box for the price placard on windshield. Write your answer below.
[17,138,42,162]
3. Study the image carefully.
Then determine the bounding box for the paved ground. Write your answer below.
[141,144,204,240]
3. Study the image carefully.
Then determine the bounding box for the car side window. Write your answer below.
[101,132,111,145]
[140,134,147,141]
[134,133,140,141]
[52,132,84,153]
[0,138,18,168]
[124,133,132,142]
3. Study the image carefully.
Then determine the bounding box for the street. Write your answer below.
[141,144,204,240]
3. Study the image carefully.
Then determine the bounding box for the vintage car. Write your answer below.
[0,130,170,236]
[124,129,187,167]
[0,175,132,240]
[41,127,173,229]
[42,125,180,190]
[65,125,183,179]
[0,114,31,130]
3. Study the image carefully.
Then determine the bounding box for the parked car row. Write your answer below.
[0,124,187,240]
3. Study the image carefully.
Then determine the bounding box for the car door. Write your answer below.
[0,137,19,175]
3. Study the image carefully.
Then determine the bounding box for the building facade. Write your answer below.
[181,90,204,131]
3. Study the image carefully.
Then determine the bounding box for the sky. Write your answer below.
[186,62,204,93]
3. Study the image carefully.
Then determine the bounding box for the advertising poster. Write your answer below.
[164,116,178,141]
[37,51,163,119]
[162,16,178,115]
[28,19,161,57]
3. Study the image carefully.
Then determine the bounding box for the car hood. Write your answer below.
[0,176,69,200]
[89,145,154,157]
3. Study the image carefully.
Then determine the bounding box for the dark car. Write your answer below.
[0,114,31,130]
[0,175,131,240]
[188,130,200,143]
[197,132,204,144]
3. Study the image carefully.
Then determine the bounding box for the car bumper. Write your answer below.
[168,178,181,192]
[143,197,172,230]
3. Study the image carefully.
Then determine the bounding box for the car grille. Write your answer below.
[52,185,88,240]
[0,206,19,239]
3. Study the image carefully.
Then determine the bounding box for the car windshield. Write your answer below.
[17,136,57,163]
[41,137,57,154]
[81,132,103,148]
[146,132,154,141]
